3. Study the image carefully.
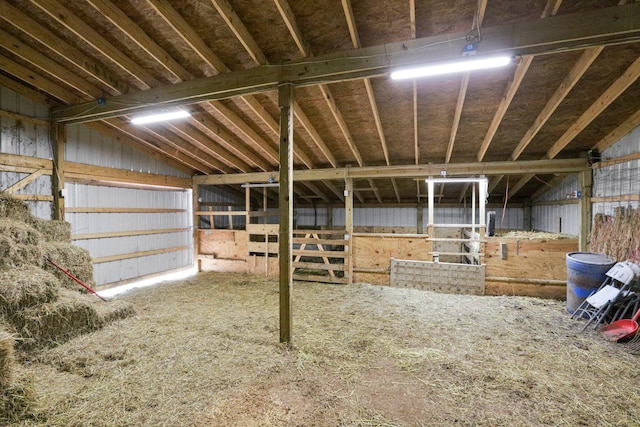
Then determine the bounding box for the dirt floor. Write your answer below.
[12,272,640,426]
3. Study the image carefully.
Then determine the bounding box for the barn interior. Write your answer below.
[1,0,640,425]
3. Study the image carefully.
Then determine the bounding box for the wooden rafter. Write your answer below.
[511,42,640,199]
[0,28,102,100]
[476,0,562,163]
[210,0,267,65]
[546,55,640,159]
[54,4,640,123]
[86,121,195,174]
[594,109,640,152]
[0,0,125,95]
[487,46,602,195]
[30,0,158,90]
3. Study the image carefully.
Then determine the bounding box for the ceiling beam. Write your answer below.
[53,3,640,123]
[194,158,589,185]
[272,0,310,57]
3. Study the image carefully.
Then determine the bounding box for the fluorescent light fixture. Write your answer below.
[391,56,512,80]
[131,110,191,124]
[425,177,488,184]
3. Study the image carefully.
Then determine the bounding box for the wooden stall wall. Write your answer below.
[352,235,433,285]
[484,236,578,299]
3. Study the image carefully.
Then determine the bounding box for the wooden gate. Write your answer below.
[292,229,349,284]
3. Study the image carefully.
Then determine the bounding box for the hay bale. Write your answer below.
[0,267,60,316]
[42,242,95,288]
[0,242,45,270]
[0,219,42,245]
[95,299,136,324]
[11,289,103,351]
[0,330,15,392]
[0,367,36,423]
[28,217,71,242]
[0,193,31,222]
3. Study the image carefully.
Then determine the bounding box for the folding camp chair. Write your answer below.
[571,262,640,332]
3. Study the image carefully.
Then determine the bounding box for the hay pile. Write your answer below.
[0,192,134,423]
[590,207,640,262]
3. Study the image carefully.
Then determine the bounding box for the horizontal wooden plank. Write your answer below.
[72,227,189,240]
[92,245,189,264]
[246,223,279,235]
[11,194,54,201]
[247,241,279,254]
[293,229,347,235]
[65,162,192,189]
[67,207,186,213]
[293,274,349,284]
[293,261,345,271]
[430,252,485,256]
[292,249,346,258]
[352,232,426,238]
[195,210,247,216]
[293,237,347,245]
[485,281,566,300]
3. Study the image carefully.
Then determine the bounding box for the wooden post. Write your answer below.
[278,83,294,344]
[524,199,532,231]
[579,170,593,252]
[245,184,250,230]
[51,122,65,220]
[345,177,353,284]
[327,206,333,229]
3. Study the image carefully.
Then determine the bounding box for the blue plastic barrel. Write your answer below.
[566,252,616,313]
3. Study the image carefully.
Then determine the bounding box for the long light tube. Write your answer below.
[390,56,512,80]
[131,110,191,124]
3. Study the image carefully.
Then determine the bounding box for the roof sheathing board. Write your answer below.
[525,43,640,159]
[482,51,585,162]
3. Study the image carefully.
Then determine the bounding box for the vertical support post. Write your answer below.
[192,180,200,271]
[278,83,294,344]
[345,177,353,284]
[471,182,476,236]
[479,175,486,238]
[51,122,65,220]
[479,176,487,266]
[579,170,593,252]
[427,178,434,258]
[327,206,334,229]
[245,184,251,230]
[417,202,424,234]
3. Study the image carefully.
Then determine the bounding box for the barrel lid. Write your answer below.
[567,252,616,265]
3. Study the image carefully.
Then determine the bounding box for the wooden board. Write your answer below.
[484,280,566,300]
[485,237,577,280]
[198,258,248,273]
[352,235,432,271]
[198,229,248,260]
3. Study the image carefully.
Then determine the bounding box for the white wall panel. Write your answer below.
[65,123,190,178]
[66,182,193,286]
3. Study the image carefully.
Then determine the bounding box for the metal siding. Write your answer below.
[593,125,640,217]
[65,123,190,178]
[67,183,193,286]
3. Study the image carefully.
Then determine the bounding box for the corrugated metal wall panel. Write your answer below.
[0,86,53,218]
[65,123,190,178]
[593,126,640,216]
[68,183,193,286]
[531,174,579,235]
